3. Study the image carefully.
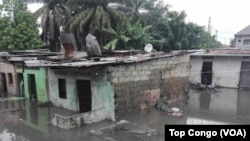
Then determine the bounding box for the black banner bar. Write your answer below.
[165,125,250,140]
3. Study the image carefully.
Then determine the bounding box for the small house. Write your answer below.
[190,48,250,88]
[25,51,190,129]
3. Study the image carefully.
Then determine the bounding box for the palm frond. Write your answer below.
[34,5,47,19]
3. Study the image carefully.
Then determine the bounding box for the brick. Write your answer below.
[107,66,119,72]
[112,78,118,83]
[131,71,138,76]
[128,65,135,71]
[119,66,126,71]
[142,65,149,70]
[123,71,131,77]
[135,65,143,70]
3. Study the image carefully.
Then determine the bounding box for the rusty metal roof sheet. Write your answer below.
[25,51,186,68]
[191,48,250,57]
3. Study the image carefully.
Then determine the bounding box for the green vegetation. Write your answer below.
[0,0,42,50]
[1,0,221,51]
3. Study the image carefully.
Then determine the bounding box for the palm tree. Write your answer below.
[115,0,168,25]
[65,0,128,51]
[34,0,68,51]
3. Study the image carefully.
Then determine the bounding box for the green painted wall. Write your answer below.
[23,67,48,103]
[91,71,115,120]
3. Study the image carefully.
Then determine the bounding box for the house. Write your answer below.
[190,48,250,88]
[234,25,250,49]
[0,50,59,103]
[0,53,16,97]
[25,51,190,129]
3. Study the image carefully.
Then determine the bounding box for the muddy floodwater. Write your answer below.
[1,88,250,141]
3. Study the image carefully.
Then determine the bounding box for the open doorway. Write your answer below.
[17,73,24,96]
[76,80,92,113]
[201,62,213,85]
[0,73,7,97]
[239,62,250,89]
[28,74,37,100]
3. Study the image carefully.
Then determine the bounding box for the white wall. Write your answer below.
[235,36,250,49]
[190,56,242,88]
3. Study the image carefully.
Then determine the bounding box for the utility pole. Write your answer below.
[207,16,212,48]
[207,16,212,35]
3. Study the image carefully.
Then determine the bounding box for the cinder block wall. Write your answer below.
[107,54,190,115]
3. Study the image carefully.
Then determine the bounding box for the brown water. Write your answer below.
[1,88,250,141]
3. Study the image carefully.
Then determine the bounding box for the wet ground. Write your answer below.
[1,88,250,141]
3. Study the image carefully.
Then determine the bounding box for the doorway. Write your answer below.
[17,73,24,96]
[201,62,213,85]
[76,80,92,113]
[28,74,37,100]
[0,73,7,97]
[239,62,250,89]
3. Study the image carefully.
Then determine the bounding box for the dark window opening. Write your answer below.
[8,73,13,84]
[58,79,67,99]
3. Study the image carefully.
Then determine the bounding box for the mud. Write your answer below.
[1,88,250,141]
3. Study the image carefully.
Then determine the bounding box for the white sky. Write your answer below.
[165,0,250,45]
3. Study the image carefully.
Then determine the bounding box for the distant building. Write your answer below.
[190,48,250,88]
[234,25,250,49]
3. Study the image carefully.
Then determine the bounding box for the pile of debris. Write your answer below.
[90,120,158,141]
[155,99,183,117]
[190,83,218,94]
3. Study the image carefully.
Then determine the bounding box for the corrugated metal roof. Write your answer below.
[25,51,185,68]
[235,25,250,36]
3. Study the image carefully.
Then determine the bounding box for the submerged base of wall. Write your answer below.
[51,108,108,130]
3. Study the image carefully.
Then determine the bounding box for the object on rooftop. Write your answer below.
[59,33,77,59]
[144,44,153,53]
[86,33,102,57]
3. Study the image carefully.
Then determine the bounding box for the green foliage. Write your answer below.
[0,0,42,50]
[154,10,221,51]
[104,20,156,50]
[35,0,221,52]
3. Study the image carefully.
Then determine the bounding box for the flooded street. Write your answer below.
[1,88,250,141]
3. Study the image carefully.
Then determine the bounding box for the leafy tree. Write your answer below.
[154,10,221,51]
[0,0,42,50]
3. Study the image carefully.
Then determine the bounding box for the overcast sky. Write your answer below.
[165,0,250,45]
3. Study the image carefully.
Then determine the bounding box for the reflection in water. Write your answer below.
[237,90,250,116]
[199,91,211,110]
[1,89,250,141]
[187,88,250,124]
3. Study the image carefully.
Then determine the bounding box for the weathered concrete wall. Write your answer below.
[107,54,190,115]
[51,108,106,130]
[0,62,16,96]
[190,56,241,88]
[23,67,48,103]
[48,67,115,121]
